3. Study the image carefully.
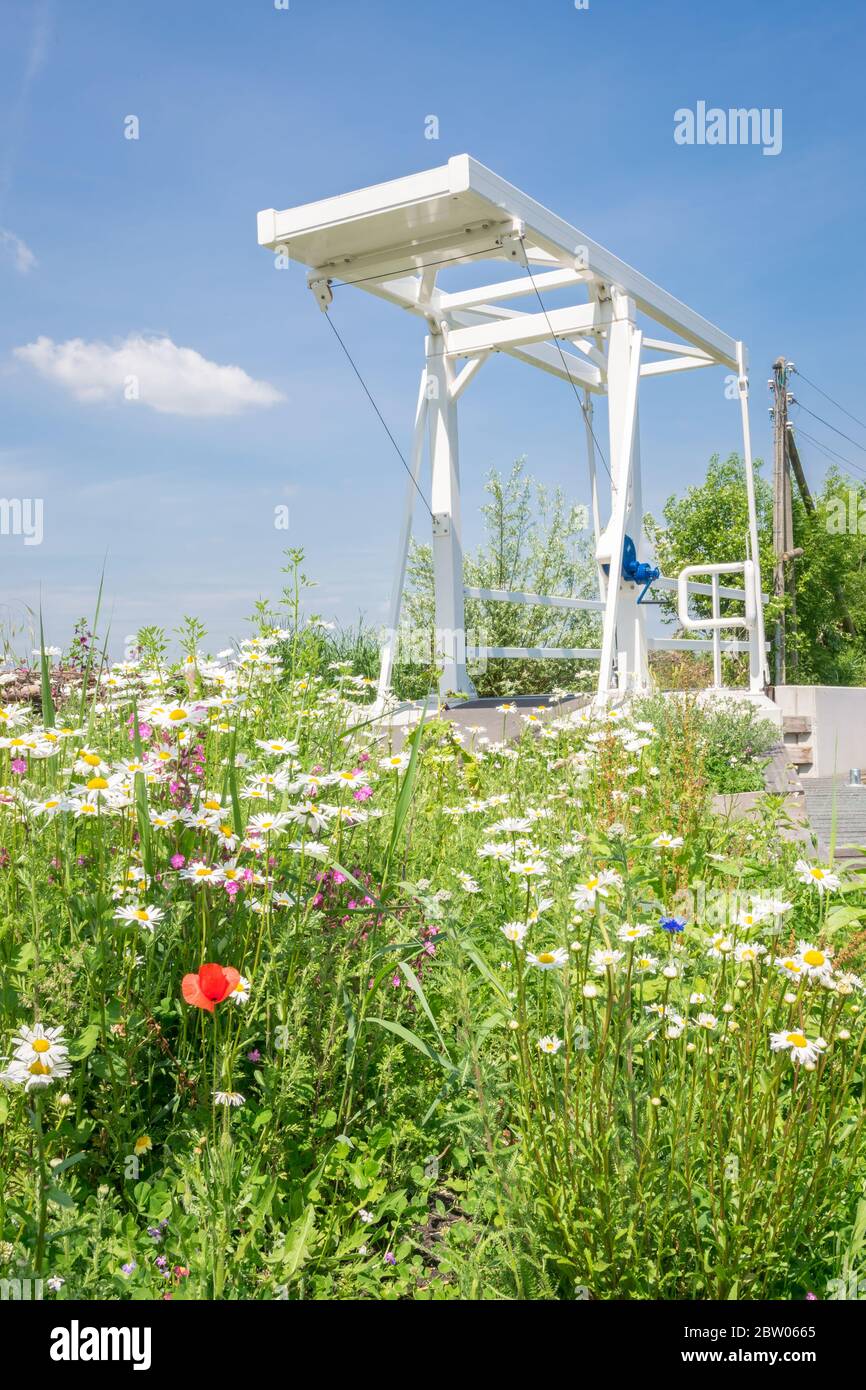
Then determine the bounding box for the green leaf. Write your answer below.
[383,701,429,885]
[280,1204,316,1281]
[47,1187,76,1209]
[398,958,448,1054]
[38,606,55,728]
[51,1150,87,1175]
[68,1023,100,1060]
[365,1016,457,1078]
[458,937,510,1004]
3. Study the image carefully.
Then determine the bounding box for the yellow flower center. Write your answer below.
[537,952,556,964]
[169,709,187,721]
[134,909,149,921]
[32,1038,51,1053]
[811,868,825,880]
[28,1059,51,1075]
[787,1032,808,1048]
[803,949,825,967]
[82,753,100,766]
[87,777,108,790]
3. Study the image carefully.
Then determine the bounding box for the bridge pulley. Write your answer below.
[603,534,660,604]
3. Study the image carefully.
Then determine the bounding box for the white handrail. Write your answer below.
[676,559,761,693]
[677,561,756,631]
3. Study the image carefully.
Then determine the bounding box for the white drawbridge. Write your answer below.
[257,155,769,706]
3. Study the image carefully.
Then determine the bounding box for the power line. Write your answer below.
[789,423,866,482]
[791,366,866,436]
[517,235,613,483]
[792,399,866,458]
[322,311,433,518]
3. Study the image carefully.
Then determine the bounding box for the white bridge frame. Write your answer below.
[258,155,769,705]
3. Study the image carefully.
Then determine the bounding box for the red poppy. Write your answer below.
[182,962,241,1012]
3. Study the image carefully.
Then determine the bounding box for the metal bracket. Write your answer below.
[309,277,333,313]
[432,512,451,538]
[500,220,528,264]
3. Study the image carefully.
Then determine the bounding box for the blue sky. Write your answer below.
[1,0,864,658]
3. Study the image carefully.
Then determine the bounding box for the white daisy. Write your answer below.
[500,922,529,945]
[590,947,625,974]
[795,861,841,894]
[114,904,164,931]
[796,941,834,980]
[616,922,652,942]
[526,946,568,970]
[769,1030,825,1066]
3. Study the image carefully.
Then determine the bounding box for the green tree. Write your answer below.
[645,453,866,686]
[786,468,866,684]
[397,458,599,697]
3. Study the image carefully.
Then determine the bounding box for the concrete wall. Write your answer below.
[775,685,866,778]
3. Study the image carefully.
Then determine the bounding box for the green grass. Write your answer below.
[1,602,865,1301]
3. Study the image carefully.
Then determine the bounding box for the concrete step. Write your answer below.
[782,715,812,736]
[787,745,813,766]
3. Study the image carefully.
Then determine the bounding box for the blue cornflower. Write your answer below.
[659,915,686,934]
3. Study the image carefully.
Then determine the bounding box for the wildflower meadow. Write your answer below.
[2,556,865,1304]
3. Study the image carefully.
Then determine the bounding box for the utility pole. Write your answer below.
[771,358,793,685]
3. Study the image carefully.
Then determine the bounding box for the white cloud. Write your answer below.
[0,227,37,273]
[13,333,284,417]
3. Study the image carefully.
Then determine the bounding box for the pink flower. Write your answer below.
[353,786,373,802]
[170,854,186,870]
[10,758,27,774]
